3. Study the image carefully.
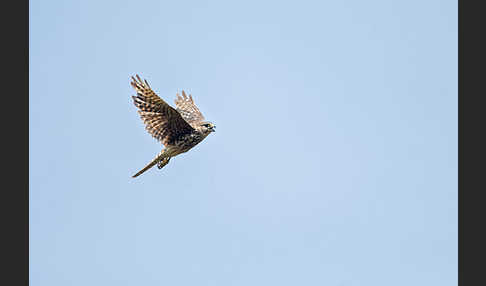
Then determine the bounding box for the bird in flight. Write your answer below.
[130,75,216,178]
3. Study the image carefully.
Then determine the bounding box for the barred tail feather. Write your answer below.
[132,149,167,178]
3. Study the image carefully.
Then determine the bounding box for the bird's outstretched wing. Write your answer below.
[174,90,205,127]
[131,75,194,146]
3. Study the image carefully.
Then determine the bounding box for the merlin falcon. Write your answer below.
[130,75,216,178]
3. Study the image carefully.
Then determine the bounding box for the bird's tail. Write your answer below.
[132,149,167,178]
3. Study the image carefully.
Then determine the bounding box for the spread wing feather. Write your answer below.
[131,75,194,146]
[174,90,205,127]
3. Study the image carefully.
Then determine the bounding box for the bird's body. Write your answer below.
[170,131,209,155]
[130,75,215,178]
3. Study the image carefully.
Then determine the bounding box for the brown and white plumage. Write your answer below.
[130,75,215,178]
[174,90,205,126]
[131,75,195,146]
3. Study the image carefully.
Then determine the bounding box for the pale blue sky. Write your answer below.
[30,0,457,285]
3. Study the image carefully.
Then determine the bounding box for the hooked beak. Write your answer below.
[210,125,216,132]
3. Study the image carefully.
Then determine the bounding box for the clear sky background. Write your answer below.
[30,0,457,285]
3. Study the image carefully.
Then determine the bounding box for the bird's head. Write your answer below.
[199,121,216,134]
